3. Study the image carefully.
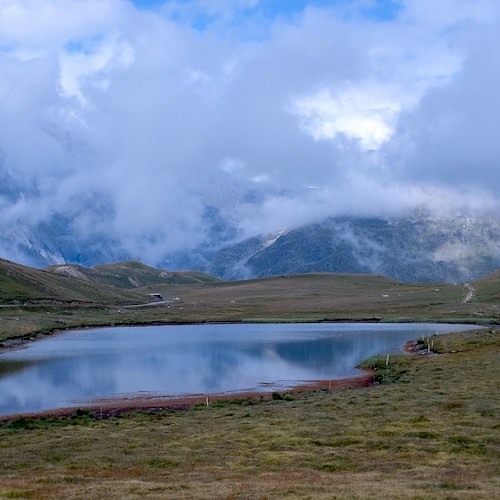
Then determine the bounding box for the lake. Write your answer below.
[0,322,479,416]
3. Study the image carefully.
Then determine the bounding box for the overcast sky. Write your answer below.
[1,0,499,262]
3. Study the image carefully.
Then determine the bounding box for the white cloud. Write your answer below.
[59,36,135,102]
[0,0,499,265]
[291,85,400,149]
[220,157,246,174]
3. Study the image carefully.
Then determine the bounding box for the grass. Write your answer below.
[0,258,142,305]
[0,328,498,498]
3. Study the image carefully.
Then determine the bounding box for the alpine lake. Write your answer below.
[0,322,479,416]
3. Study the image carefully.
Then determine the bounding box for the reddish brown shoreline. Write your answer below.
[0,371,375,422]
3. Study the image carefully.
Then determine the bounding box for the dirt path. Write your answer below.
[461,282,476,303]
[122,300,170,308]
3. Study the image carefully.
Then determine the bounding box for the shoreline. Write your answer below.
[0,371,375,422]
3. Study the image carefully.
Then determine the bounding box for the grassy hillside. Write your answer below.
[473,270,500,303]
[47,261,221,289]
[0,258,142,304]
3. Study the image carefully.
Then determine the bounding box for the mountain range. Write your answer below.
[1,210,499,284]
[1,167,499,283]
[199,214,500,283]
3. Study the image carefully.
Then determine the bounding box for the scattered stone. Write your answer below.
[2,339,24,348]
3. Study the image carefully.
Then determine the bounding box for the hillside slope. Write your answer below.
[0,258,142,304]
[46,261,221,290]
[472,270,500,303]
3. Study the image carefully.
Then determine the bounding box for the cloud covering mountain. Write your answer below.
[0,0,499,267]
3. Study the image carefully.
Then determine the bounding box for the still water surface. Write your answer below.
[0,322,478,415]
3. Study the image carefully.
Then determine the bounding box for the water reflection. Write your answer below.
[0,323,478,415]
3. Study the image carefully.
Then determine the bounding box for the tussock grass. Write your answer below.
[0,328,498,498]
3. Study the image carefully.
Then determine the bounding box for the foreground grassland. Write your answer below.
[0,328,498,499]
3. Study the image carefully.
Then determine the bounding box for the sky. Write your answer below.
[0,0,499,263]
